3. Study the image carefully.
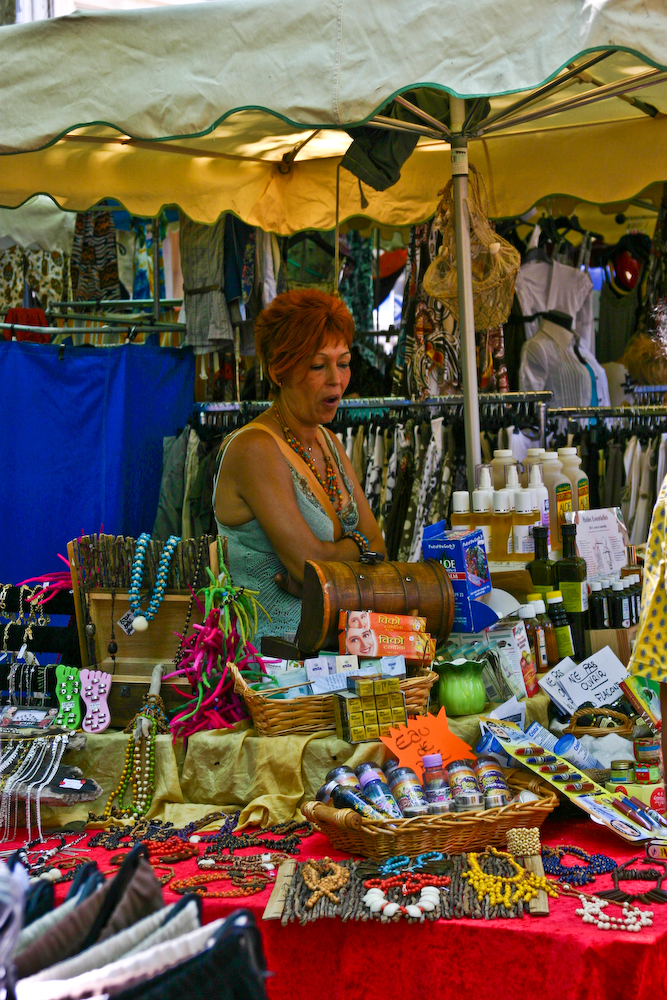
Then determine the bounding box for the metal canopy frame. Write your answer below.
[366,47,665,487]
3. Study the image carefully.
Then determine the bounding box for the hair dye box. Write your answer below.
[422,525,492,632]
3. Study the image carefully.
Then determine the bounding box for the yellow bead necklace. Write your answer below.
[462,847,560,907]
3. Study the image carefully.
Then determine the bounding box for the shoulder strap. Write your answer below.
[221,423,342,540]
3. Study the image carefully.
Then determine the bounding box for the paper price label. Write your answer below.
[59,778,85,790]
[117,611,135,636]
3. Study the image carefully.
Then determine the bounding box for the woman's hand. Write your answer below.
[274,572,303,599]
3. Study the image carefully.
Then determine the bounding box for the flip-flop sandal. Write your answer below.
[80,668,112,733]
[54,664,82,730]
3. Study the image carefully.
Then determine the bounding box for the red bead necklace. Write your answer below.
[364,872,451,894]
[273,405,343,512]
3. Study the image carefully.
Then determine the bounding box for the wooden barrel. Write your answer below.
[298,559,455,654]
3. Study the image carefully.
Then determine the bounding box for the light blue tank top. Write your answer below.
[213,425,359,641]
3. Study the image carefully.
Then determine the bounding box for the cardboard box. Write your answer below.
[365,723,380,739]
[346,676,377,697]
[379,724,393,736]
[340,628,433,665]
[338,611,427,633]
[422,525,494,632]
[363,710,378,725]
[349,726,366,743]
[360,695,376,711]
[605,781,666,813]
[375,694,390,711]
[392,706,408,723]
[377,708,394,726]
[389,691,405,708]
[380,656,407,679]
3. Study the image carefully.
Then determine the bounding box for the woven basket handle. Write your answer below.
[302,801,363,831]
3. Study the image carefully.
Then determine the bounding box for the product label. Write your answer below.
[555,482,572,543]
[513,524,535,555]
[622,596,631,629]
[578,479,590,510]
[554,623,575,658]
[390,777,428,811]
[560,580,589,613]
[535,627,548,669]
[479,525,492,553]
[651,786,666,812]
[540,498,551,547]
[602,596,610,627]
[117,611,135,636]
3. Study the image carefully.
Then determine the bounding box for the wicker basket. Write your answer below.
[230,664,436,737]
[301,769,558,859]
[563,707,633,738]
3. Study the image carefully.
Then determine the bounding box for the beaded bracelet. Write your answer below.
[343,530,370,555]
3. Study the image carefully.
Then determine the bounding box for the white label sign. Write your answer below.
[117,611,135,636]
[565,507,629,580]
[559,646,628,711]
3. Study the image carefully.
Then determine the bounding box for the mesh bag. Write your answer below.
[423,167,521,330]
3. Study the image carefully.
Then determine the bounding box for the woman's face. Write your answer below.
[346,627,377,656]
[280,337,351,425]
[347,612,369,630]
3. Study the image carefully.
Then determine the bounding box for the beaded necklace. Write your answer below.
[101,716,156,820]
[272,406,343,512]
[541,845,617,886]
[128,533,180,631]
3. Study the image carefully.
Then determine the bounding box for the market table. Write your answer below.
[25,811,667,1000]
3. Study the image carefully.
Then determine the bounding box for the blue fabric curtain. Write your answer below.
[0,342,195,583]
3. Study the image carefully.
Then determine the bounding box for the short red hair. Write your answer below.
[255,289,354,392]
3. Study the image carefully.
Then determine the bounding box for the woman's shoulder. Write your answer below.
[220,420,286,465]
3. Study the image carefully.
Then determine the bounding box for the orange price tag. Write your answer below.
[380,707,476,776]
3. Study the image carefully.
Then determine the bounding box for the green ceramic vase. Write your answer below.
[437,659,486,717]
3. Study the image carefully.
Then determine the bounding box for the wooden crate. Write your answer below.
[588,625,637,667]
[106,658,190,730]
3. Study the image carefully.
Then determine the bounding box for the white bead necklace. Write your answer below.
[568,884,654,933]
[363,885,441,919]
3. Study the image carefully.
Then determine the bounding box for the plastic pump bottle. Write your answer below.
[450,491,472,530]
[528,463,551,547]
[491,490,513,562]
[512,490,538,561]
[522,447,546,487]
[558,447,590,512]
[476,464,495,504]
[503,463,523,512]
[471,489,492,555]
[542,452,572,554]
[490,450,515,491]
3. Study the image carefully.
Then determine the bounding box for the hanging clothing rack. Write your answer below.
[51,299,183,309]
[194,391,552,444]
[47,312,184,331]
[549,405,667,418]
[0,320,183,337]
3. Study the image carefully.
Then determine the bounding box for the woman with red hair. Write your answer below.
[213,289,385,640]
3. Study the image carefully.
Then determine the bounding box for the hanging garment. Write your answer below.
[519,318,610,407]
[339,230,373,331]
[132,219,165,302]
[181,427,201,539]
[515,258,595,355]
[345,426,354,461]
[385,421,415,560]
[631,437,658,545]
[657,433,667,490]
[116,230,136,296]
[0,245,25,312]
[408,416,445,562]
[3,307,49,343]
[70,211,121,302]
[603,439,624,508]
[364,427,384,518]
[179,213,234,355]
[397,422,430,562]
[25,249,68,309]
[596,280,639,364]
[352,424,366,483]
[152,427,190,541]
[394,221,460,399]
[476,325,509,392]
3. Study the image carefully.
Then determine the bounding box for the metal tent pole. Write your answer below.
[153,216,161,322]
[450,96,481,490]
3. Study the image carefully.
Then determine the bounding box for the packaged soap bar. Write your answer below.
[340,628,434,665]
[304,656,336,681]
[338,611,427,633]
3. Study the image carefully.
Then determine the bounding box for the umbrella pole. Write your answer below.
[153,215,161,322]
[450,97,481,491]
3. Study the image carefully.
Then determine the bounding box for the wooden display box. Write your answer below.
[587,625,637,667]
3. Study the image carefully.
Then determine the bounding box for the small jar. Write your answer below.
[484,789,510,809]
[454,791,485,813]
[610,760,635,783]
[355,762,389,785]
[387,766,429,812]
[421,752,452,804]
[446,759,481,797]
[635,763,661,784]
[326,766,361,790]
[315,779,339,804]
[473,757,510,795]
[634,738,662,766]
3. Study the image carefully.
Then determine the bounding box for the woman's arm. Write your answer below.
[217,430,383,583]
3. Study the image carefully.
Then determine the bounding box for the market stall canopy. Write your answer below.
[3,0,667,231]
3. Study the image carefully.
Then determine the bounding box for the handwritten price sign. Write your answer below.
[379,707,476,776]
[559,646,628,710]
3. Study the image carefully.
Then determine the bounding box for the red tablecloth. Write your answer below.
[21,814,667,1000]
